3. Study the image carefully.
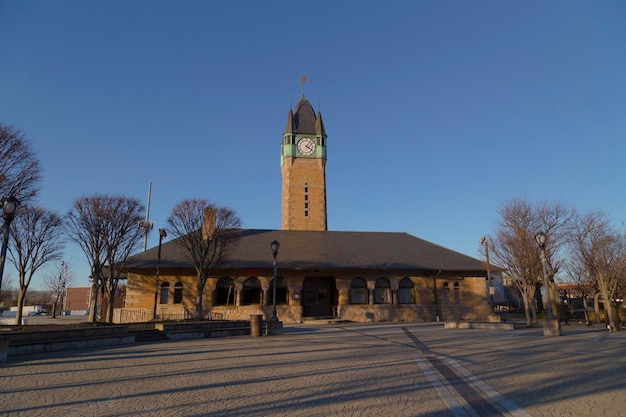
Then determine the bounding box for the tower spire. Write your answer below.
[281,83,327,231]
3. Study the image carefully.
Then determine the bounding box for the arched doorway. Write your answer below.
[302,277,337,317]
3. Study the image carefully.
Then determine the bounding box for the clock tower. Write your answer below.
[281,95,327,231]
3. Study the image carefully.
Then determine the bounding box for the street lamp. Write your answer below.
[153,228,167,320]
[270,240,280,322]
[0,196,19,292]
[479,236,493,312]
[535,231,562,336]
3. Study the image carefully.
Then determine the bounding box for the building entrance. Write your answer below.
[302,277,337,317]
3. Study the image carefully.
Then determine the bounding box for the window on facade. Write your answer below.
[215,277,235,306]
[173,282,183,304]
[398,277,415,304]
[374,278,392,304]
[442,282,450,303]
[160,282,170,305]
[453,282,461,304]
[269,277,288,305]
[349,278,368,304]
[242,277,262,305]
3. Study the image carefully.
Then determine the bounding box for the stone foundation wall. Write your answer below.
[337,305,435,323]
[209,305,302,323]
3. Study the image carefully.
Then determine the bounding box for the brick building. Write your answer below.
[63,287,90,315]
[120,95,491,324]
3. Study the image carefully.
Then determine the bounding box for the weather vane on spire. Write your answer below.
[300,74,311,97]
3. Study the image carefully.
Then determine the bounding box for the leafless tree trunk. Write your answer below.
[167,199,241,319]
[569,210,626,332]
[488,198,573,326]
[66,194,144,323]
[44,261,75,318]
[0,276,16,307]
[8,206,64,324]
[593,292,602,324]
[102,197,144,323]
[0,124,42,293]
[519,287,536,327]
[0,124,41,203]
[564,261,593,324]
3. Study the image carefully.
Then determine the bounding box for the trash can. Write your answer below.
[250,314,262,337]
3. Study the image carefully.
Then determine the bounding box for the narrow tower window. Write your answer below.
[304,183,309,218]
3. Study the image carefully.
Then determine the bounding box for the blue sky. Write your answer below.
[1,1,625,289]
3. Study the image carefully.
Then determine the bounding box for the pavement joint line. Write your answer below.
[413,354,472,417]
[403,327,513,417]
[443,356,533,417]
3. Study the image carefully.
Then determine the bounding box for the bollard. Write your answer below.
[250,314,262,337]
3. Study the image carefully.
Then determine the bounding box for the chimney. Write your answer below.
[202,208,216,240]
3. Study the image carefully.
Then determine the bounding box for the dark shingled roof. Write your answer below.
[289,97,317,135]
[123,229,489,275]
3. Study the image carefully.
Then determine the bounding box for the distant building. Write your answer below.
[120,95,492,324]
[63,287,90,315]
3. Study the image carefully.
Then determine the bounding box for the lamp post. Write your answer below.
[0,196,19,292]
[61,283,66,317]
[535,231,561,336]
[270,240,280,322]
[153,228,167,320]
[479,236,493,312]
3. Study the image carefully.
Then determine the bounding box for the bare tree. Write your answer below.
[536,201,576,316]
[0,124,41,202]
[66,194,144,323]
[101,197,144,323]
[563,259,593,324]
[0,124,42,293]
[24,290,55,310]
[8,205,64,324]
[167,199,241,319]
[43,261,75,318]
[489,200,542,326]
[488,198,573,326]
[0,275,16,308]
[569,210,626,331]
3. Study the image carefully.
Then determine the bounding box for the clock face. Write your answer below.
[297,138,316,156]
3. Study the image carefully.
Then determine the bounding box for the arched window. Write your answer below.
[374,278,391,304]
[442,282,450,303]
[174,282,183,304]
[398,277,414,304]
[242,277,262,305]
[453,282,461,304]
[349,278,368,304]
[160,282,170,305]
[215,277,235,306]
[269,277,288,305]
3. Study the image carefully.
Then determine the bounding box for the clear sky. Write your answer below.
[1,1,625,290]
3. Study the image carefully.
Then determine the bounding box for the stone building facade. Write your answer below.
[119,95,491,324]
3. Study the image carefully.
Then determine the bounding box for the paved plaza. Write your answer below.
[1,323,625,417]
